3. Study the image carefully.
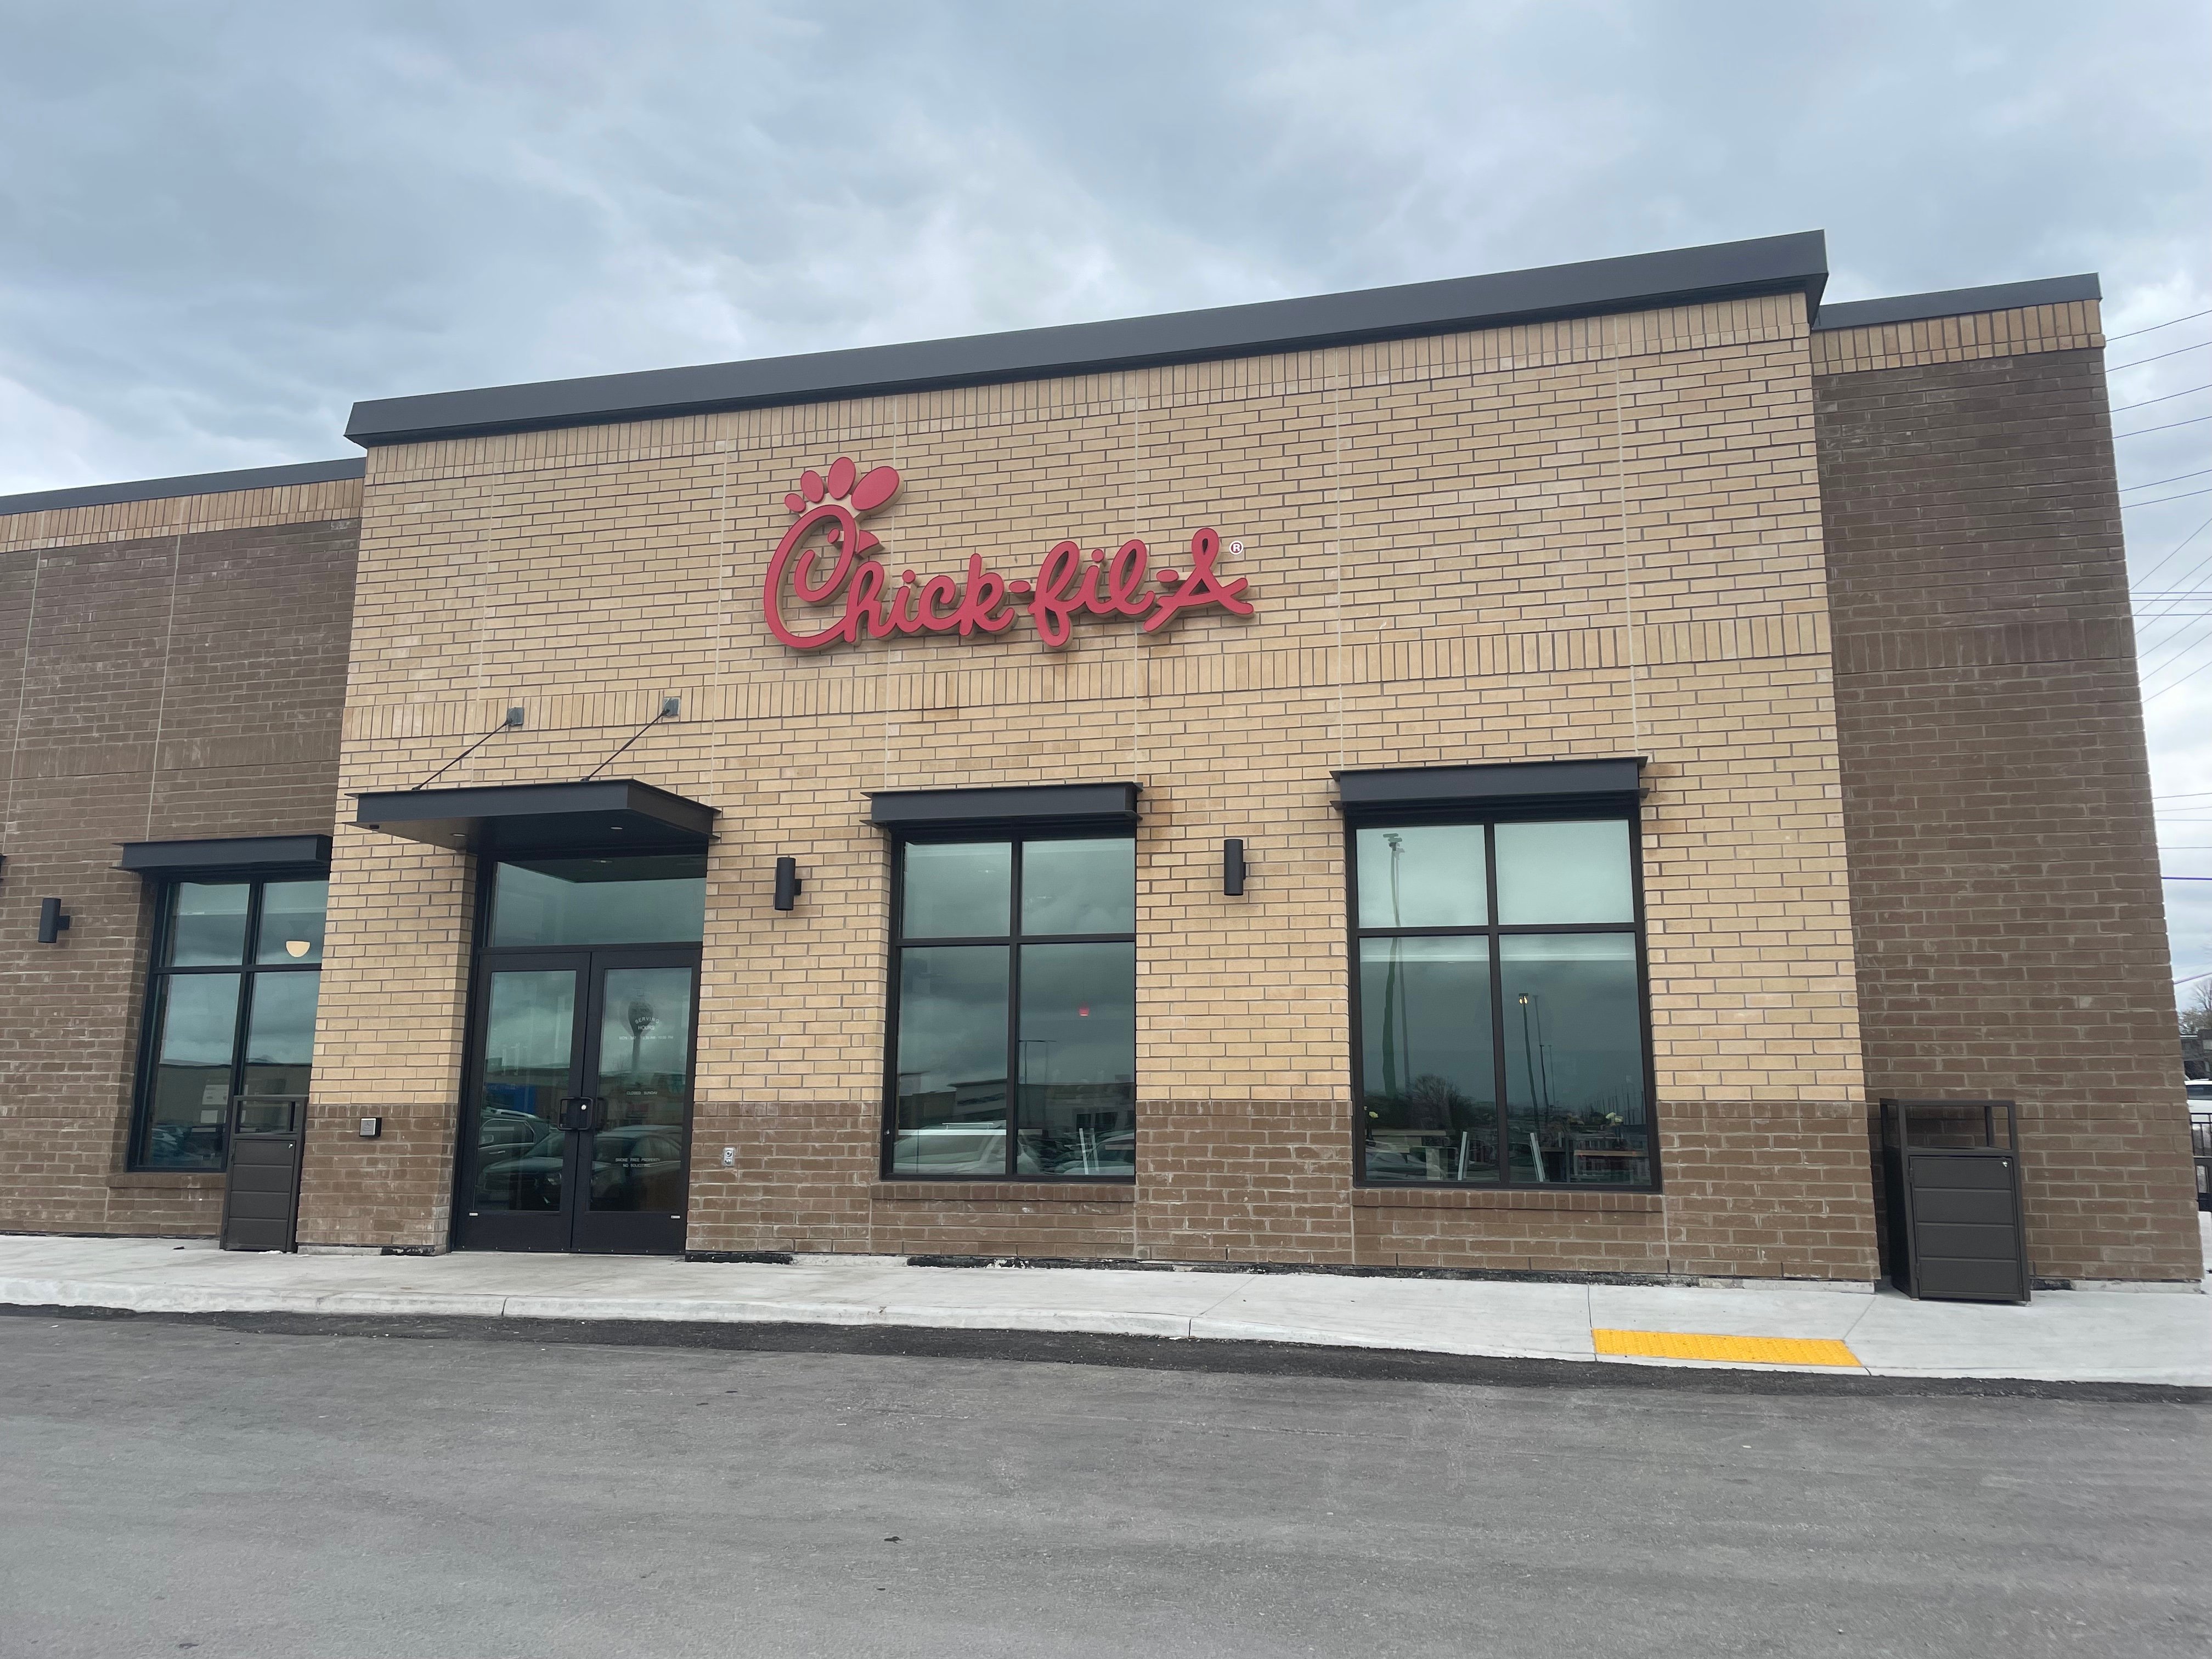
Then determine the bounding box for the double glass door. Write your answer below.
[458,947,699,1254]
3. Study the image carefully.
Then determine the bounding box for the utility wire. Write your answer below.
[2123,486,2212,509]
[2108,339,2212,373]
[2130,514,2212,590]
[2116,413,2212,440]
[2145,652,2212,703]
[2111,305,2212,342]
[2123,467,2212,493]
[2111,382,2212,415]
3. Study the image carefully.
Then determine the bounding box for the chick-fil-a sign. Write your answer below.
[765,455,1254,651]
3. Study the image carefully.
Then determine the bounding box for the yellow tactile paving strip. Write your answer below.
[1593,1329,1862,1368]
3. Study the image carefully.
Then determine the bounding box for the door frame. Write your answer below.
[450,860,704,1255]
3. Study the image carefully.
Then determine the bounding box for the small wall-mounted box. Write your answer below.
[358,1117,383,1139]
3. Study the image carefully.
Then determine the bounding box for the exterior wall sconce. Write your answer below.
[37,897,71,943]
[1223,838,1248,896]
[774,856,803,911]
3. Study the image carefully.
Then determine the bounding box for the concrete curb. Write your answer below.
[10,1301,2209,1404]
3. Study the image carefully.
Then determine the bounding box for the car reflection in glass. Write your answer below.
[588,1125,686,1209]
[1043,1130,1134,1176]
[475,1125,566,1209]
[475,1123,687,1210]
[476,1108,550,1156]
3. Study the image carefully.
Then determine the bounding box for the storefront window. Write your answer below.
[889,836,1136,1178]
[133,878,329,1170]
[1353,819,1650,1187]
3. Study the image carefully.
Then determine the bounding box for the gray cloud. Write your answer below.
[2,0,2207,989]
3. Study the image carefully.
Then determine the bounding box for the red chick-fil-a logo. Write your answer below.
[764,456,1254,651]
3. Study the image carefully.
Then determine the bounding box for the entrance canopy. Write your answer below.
[117,834,331,880]
[353,780,717,857]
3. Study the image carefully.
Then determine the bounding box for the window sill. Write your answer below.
[873,1181,1136,1204]
[1353,1186,1661,1212]
[109,1171,225,1190]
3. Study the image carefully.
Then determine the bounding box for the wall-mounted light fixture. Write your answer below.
[774,856,803,911]
[1223,838,1248,896]
[37,897,71,944]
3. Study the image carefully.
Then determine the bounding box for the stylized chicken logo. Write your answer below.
[782,455,899,554]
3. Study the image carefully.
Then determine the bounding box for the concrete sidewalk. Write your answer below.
[5,1231,2207,1385]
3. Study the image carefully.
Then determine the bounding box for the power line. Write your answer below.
[2130,514,2212,590]
[2123,467,2212,493]
[2111,305,2212,342]
[2109,340,2212,373]
[2116,413,2212,440]
[2145,651,2212,703]
[2111,382,2212,415]
[2124,486,2212,509]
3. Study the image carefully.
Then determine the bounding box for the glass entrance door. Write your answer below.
[457,949,699,1254]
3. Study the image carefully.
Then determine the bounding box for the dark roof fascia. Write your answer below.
[346,233,1829,448]
[0,458,364,520]
[868,781,1142,831]
[115,834,333,879]
[1811,274,2100,332]
[1333,758,1646,816]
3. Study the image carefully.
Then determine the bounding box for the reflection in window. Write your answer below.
[488,856,707,947]
[889,836,1136,1178]
[1502,935,1646,1185]
[134,878,328,1170]
[473,969,577,1213]
[1359,938,1497,1183]
[1353,818,1649,1188]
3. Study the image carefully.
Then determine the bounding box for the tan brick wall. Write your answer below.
[0,482,360,1236]
[1808,300,2103,377]
[303,292,1881,1279]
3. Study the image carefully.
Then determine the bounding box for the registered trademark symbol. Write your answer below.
[1226,540,1244,555]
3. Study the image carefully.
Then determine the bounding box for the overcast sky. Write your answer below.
[3,0,2208,996]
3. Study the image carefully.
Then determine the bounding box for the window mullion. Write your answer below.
[1006,840,1023,1177]
[1485,827,1511,1188]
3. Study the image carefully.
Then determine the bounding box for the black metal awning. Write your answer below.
[867,781,1141,833]
[117,835,332,879]
[1333,758,1645,816]
[352,780,718,856]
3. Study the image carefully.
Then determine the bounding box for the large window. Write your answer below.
[887,835,1136,1179]
[132,878,329,1170]
[1352,818,1651,1187]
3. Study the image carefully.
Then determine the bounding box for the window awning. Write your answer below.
[352,780,718,856]
[868,781,1141,832]
[1333,758,1644,816]
[116,835,332,879]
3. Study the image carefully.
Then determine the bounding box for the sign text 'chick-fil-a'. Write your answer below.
[764,456,1254,652]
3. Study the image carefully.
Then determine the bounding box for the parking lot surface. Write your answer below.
[3,1312,2208,1657]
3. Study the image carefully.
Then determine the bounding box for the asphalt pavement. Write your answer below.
[2,1310,2207,1658]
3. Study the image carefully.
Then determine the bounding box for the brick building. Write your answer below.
[0,232,2197,1286]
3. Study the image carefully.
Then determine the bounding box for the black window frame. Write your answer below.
[882,829,1138,1182]
[127,875,329,1172]
[1345,804,1660,1192]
